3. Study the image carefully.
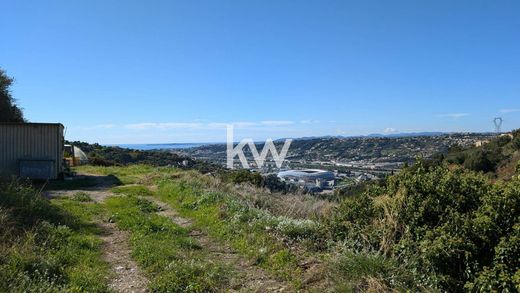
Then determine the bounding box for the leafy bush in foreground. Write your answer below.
[327,162,520,291]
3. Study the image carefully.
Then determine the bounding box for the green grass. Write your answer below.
[0,182,110,292]
[72,165,410,291]
[75,165,160,185]
[76,166,320,288]
[156,179,304,288]
[104,193,230,292]
[330,251,415,292]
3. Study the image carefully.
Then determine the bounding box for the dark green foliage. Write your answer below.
[327,194,375,242]
[440,129,520,178]
[262,174,297,193]
[327,163,520,291]
[333,181,371,199]
[0,181,62,227]
[0,69,25,122]
[463,150,495,172]
[223,169,263,187]
[221,170,296,193]
[512,130,520,150]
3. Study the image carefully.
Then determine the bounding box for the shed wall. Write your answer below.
[0,124,64,179]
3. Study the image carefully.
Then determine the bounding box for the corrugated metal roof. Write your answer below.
[0,122,64,127]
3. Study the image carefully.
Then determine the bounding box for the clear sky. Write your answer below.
[1,0,519,143]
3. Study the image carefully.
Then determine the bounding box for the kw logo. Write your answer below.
[226,125,292,169]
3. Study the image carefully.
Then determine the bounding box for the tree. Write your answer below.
[464,150,495,173]
[0,69,25,122]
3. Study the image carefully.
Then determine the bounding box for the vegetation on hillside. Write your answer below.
[432,129,520,180]
[68,141,221,173]
[76,161,520,291]
[180,133,495,165]
[327,162,520,291]
[219,169,298,194]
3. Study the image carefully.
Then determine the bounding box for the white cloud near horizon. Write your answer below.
[260,120,294,126]
[499,108,519,113]
[300,119,320,124]
[70,124,117,130]
[113,120,298,130]
[384,127,398,133]
[125,122,204,130]
[439,113,470,119]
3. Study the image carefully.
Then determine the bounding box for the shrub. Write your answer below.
[327,163,520,291]
[513,135,520,150]
[328,193,375,231]
[72,192,92,202]
[464,150,495,173]
[223,169,263,187]
[262,174,296,193]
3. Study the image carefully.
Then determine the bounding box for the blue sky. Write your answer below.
[1,0,519,143]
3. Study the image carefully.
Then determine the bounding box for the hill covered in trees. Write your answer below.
[68,141,221,173]
[430,130,520,180]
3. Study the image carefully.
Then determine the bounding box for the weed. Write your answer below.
[72,191,92,202]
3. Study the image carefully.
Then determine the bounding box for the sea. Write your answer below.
[114,143,217,151]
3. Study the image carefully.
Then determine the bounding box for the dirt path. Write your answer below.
[48,175,292,292]
[99,221,148,292]
[144,196,292,292]
[48,179,149,293]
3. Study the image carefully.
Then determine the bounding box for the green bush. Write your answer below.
[223,169,263,187]
[326,193,376,241]
[327,163,520,291]
[464,150,495,173]
[72,191,92,202]
[512,136,520,150]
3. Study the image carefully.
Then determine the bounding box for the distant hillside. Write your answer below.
[179,133,495,166]
[68,141,221,173]
[365,131,446,137]
[431,129,520,180]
